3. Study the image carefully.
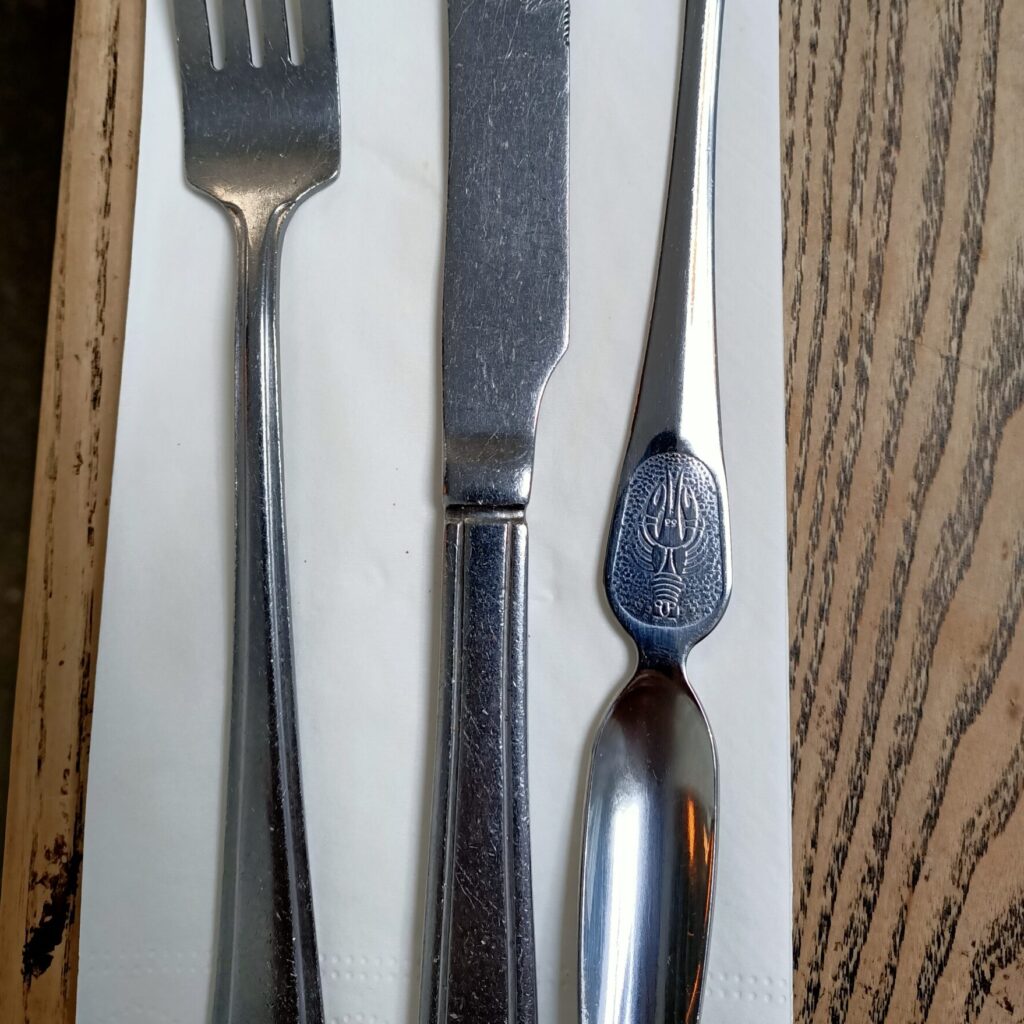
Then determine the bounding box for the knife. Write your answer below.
[419,4,570,1024]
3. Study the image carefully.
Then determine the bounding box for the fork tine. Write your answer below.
[173,0,214,71]
[222,0,253,66]
[262,0,291,62]
[298,0,336,67]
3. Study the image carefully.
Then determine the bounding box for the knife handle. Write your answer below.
[421,508,537,1024]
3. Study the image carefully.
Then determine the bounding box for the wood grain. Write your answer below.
[0,0,143,1019]
[782,0,1024,1021]
[3,0,1023,1022]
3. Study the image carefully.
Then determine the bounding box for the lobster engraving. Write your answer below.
[638,464,703,621]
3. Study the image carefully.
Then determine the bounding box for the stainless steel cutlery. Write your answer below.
[172,1,341,1020]
[419,5,570,1024]
[171,1,733,1021]
[580,2,728,1023]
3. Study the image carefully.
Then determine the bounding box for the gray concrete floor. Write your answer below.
[0,0,75,867]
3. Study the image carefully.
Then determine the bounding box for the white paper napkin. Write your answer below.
[77,1,791,1021]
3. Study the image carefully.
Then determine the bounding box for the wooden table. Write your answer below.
[2,1,1022,1020]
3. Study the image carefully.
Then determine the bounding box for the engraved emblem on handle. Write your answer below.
[639,466,703,620]
[607,451,726,634]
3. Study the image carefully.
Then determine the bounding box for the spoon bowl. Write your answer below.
[580,665,717,1024]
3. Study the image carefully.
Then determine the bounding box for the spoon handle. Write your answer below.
[605,0,730,665]
[626,0,724,473]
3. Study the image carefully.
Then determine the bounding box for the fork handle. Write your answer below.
[421,508,537,1024]
[213,208,324,1024]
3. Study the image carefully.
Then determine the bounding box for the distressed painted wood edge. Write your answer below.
[0,0,144,1018]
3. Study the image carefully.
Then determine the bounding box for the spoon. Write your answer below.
[579,2,729,1023]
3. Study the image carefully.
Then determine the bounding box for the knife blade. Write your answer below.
[420,4,569,1024]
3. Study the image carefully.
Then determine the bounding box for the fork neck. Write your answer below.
[230,199,295,370]
[230,199,293,536]
[233,196,292,258]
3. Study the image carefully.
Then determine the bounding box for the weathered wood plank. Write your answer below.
[0,0,143,1018]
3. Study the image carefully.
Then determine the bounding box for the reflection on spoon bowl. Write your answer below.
[580,666,717,1024]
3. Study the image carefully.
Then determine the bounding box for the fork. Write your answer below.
[171,1,341,1020]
